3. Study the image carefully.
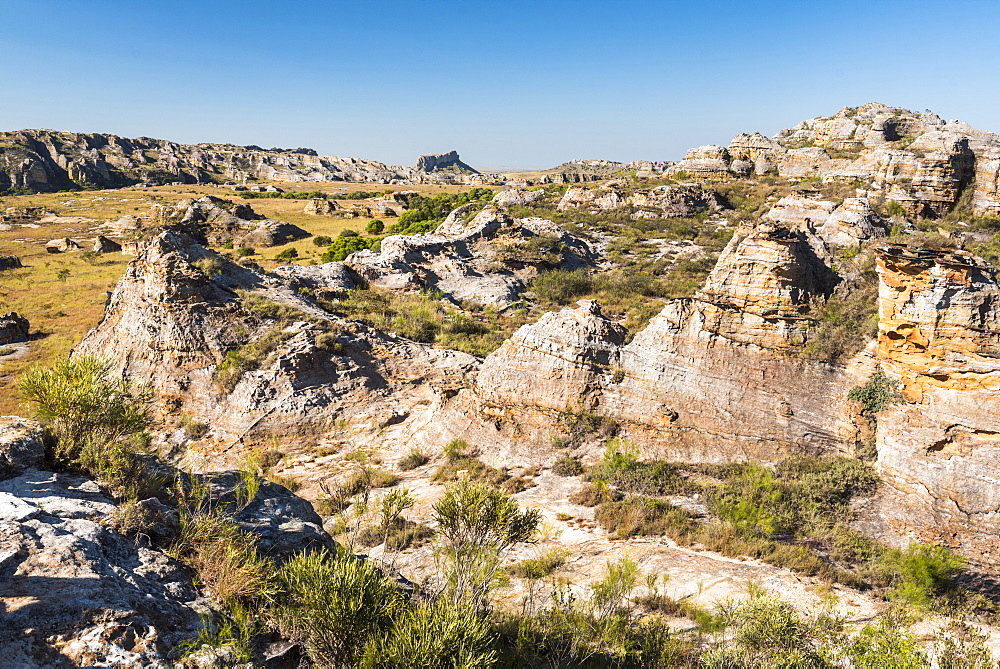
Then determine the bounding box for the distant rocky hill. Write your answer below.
[0,129,503,192]
[414,150,479,175]
[669,102,1000,217]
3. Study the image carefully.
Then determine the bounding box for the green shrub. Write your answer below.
[360,599,497,668]
[508,548,567,579]
[321,235,379,262]
[274,247,298,261]
[595,496,695,540]
[552,455,584,477]
[433,480,541,608]
[569,481,622,507]
[273,548,401,667]
[366,219,385,234]
[848,366,904,415]
[236,246,256,257]
[313,235,332,247]
[803,272,879,362]
[889,543,966,607]
[398,448,430,471]
[18,355,153,460]
[339,228,359,237]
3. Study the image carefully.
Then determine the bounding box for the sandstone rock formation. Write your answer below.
[868,244,1000,566]
[0,255,22,270]
[0,312,29,345]
[764,195,888,249]
[45,237,83,253]
[75,230,479,440]
[303,197,341,215]
[0,467,208,665]
[414,150,478,175]
[347,205,595,305]
[150,196,310,248]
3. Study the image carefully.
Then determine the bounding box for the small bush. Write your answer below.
[366,219,385,234]
[398,448,430,471]
[236,246,256,257]
[275,247,298,261]
[552,455,584,477]
[180,414,209,439]
[570,481,623,507]
[889,543,966,607]
[339,228,359,238]
[18,355,153,461]
[595,496,695,540]
[508,549,566,579]
[313,235,332,247]
[321,235,379,262]
[273,548,401,667]
[193,256,224,276]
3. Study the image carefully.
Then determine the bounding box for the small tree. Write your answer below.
[366,219,385,235]
[433,479,540,609]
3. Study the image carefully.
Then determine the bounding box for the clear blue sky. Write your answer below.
[2,0,999,169]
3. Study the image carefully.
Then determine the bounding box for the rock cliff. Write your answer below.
[869,244,1000,566]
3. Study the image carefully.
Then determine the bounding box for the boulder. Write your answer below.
[0,469,206,666]
[0,255,21,271]
[45,237,83,253]
[304,197,341,215]
[0,312,29,345]
[0,416,45,478]
[93,235,122,253]
[271,262,357,299]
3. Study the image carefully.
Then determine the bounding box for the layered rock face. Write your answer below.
[0,130,505,192]
[665,103,1000,216]
[870,245,1000,566]
[469,221,860,462]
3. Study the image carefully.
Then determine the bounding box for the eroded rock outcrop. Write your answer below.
[347,205,594,305]
[870,244,1000,566]
[0,468,207,666]
[150,196,310,248]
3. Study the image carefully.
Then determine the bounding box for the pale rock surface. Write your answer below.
[492,188,545,207]
[0,469,206,666]
[0,416,45,475]
[45,237,83,253]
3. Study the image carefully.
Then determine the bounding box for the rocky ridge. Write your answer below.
[0,130,506,192]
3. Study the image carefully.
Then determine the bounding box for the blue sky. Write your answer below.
[2,0,999,168]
